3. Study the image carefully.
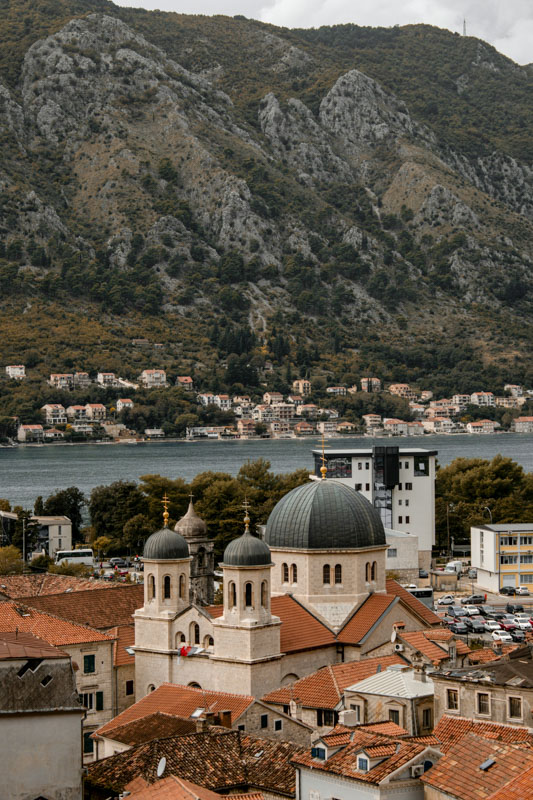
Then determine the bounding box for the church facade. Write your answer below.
[134,479,440,700]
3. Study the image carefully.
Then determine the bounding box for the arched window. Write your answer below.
[261,580,267,607]
[179,574,185,600]
[323,564,331,585]
[189,622,200,645]
[291,564,297,583]
[365,563,371,582]
[282,563,289,583]
[229,581,237,608]
[335,564,342,584]
[163,575,171,599]
[204,635,214,648]
[148,574,156,600]
[245,582,253,607]
[371,561,377,581]
[176,632,186,647]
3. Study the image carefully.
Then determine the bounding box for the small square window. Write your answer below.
[399,499,402,506]
[283,704,290,715]
[404,461,408,469]
[446,689,458,710]
[274,719,282,731]
[261,714,268,729]
[509,697,522,719]
[358,757,368,771]
[125,680,134,696]
[398,516,403,524]
[405,499,409,507]
[406,482,413,490]
[389,709,400,724]
[365,462,369,469]
[237,724,245,731]
[477,693,490,715]
[83,731,94,754]
[365,483,370,491]
[355,483,362,491]
[358,463,362,470]
[83,654,95,674]
[405,516,410,524]
[422,708,432,729]
[398,483,403,490]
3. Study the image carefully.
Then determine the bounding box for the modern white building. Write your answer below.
[5,364,25,379]
[471,523,533,592]
[311,447,437,569]
[139,369,167,388]
[385,529,420,583]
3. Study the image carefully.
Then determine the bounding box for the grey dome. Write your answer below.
[175,501,207,539]
[223,530,272,567]
[265,480,386,550]
[143,527,189,560]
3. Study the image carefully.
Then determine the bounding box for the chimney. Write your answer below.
[217,710,232,729]
[195,718,208,733]
[413,665,427,683]
[290,698,303,720]
[203,712,215,727]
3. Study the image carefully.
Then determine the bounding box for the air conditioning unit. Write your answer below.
[411,765,425,778]
[394,643,404,652]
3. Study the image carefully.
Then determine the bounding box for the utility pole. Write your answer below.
[463,18,467,36]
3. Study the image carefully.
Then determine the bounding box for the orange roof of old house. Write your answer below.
[95,683,255,737]
[421,732,533,800]
[321,720,409,746]
[262,655,406,709]
[399,629,470,661]
[486,765,533,800]
[98,712,198,746]
[20,584,144,630]
[0,573,109,599]
[0,602,111,646]
[467,644,519,664]
[337,593,398,644]
[109,624,135,666]
[385,579,442,626]
[0,630,69,660]
[433,715,533,752]
[124,775,235,800]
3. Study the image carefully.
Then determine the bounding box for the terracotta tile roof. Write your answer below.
[337,593,397,644]
[421,732,533,799]
[468,644,519,664]
[87,728,303,796]
[399,630,449,663]
[486,765,533,800]
[0,601,112,646]
[433,715,533,752]
[124,775,227,800]
[320,720,409,747]
[96,683,255,737]
[293,729,426,784]
[385,579,442,625]
[20,584,144,630]
[109,624,135,666]
[207,595,336,653]
[0,573,109,599]
[262,655,406,709]
[409,734,440,746]
[99,712,197,745]
[0,630,68,660]
[425,629,471,656]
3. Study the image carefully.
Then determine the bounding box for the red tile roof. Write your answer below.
[0,630,68,660]
[421,732,533,799]
[322,721,409,746]
[486,765,533,800]
[99,712,197,745]
[337,593,397,644]
[399,630,450,663]
[0,601,112,646]
[262,655,406,709]
[96,683,255,737]
[433,715,533,752]
[20,584,144,629]
[124,775,228,800]
[87,728,303,796]
[467,644,519,664]
[109,625,135,666]
[385,579,442,626]
[0,573,109,599]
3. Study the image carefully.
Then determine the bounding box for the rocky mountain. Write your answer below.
[0,1,532,393]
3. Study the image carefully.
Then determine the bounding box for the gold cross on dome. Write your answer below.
[320,433,329,480]
[162,493,170,526]
[243,497,251,533]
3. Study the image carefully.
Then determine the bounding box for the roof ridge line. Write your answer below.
[7,600,114,639]
[328,664,342,700]
[282,593,337,634]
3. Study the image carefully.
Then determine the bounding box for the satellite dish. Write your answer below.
[156,757,166,778]
[391,629,397,643]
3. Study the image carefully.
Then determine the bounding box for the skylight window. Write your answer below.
[479,758,496,771]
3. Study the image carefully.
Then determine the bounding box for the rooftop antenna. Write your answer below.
[162,494,169,527]
[463,18,467,36]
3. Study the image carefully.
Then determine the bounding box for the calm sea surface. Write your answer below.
[1,433,532,510]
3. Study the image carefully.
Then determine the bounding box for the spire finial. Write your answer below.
[243,497,251,534]
[320,433,328,480]
[162,493,170,527]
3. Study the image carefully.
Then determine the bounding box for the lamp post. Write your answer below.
[484,506,493,524]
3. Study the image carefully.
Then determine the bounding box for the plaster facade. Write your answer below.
[432,673,533,728]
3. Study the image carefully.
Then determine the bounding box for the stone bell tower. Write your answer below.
[174,496,214,605]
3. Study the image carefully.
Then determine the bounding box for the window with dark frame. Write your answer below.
[83,654,95,674]
[509,697,522,719]
[388,709,400,724]
[125,680,134,696]
[260,713,268,729]
[477,693,490,715]
[274,719,282,731]
[446,689,458,710]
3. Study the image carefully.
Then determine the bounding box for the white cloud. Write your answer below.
[112,0,533,64]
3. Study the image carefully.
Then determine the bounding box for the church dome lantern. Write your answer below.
[175,498,207,539]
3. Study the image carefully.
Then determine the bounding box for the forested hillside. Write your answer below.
[0,0,532,399]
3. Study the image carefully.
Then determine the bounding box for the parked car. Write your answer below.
[500,586,517,595]
[517,586,531,596]
[492,630,513,643]
[109,557,128,568]
[461,594,486,606]
[484,620,502,633]
[512,617,531,630]
[510,629,526,642]
[449,622,469,635]
[464,617,486,634]
[514,613,533,626]
[506,603,525,614]
[477,605,497,618]
[448,606,467,618]
[418,569,429,579]
[437,594,455,606]
[462,605,482,616]
[499,619,517,631]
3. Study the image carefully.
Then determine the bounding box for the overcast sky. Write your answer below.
[113,0,532,65]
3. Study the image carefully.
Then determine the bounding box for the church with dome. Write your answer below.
[134,476,440,700]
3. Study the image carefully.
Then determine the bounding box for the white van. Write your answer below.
[445,561,464,575]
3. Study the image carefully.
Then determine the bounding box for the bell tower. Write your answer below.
[174,496,214,605]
